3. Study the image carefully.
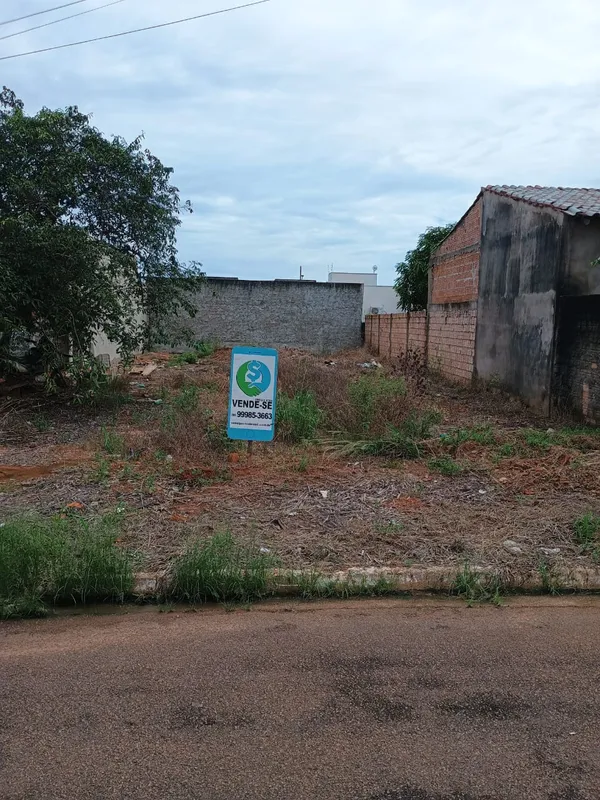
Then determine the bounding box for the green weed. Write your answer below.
[297,455,309,473]
[193,340,217,358]
[90,454,111,483]
[101,426,124,455]
[495,443,516,460]
[32,413,51,432]
[0,513,135,617]
[440,425,496,448]
[170,351,199,366]
[573,513,600,551]
[428,455,462,476]
[538,560,562,595]
[173,385,200,414]
[451,562,504,605]
[170,532,277,603]
[348,374,407,434]
[374,520,404,534]
[277,391,323,443]
[322,410,442,459]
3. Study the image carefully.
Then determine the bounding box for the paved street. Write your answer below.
[1,598,599,800]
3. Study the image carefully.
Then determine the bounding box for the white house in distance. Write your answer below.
[327,268,398,320]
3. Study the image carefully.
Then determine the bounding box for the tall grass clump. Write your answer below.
[348,373,406,434]
[170,532,276,603]
[276,391,323,442]
[0,513,135,618]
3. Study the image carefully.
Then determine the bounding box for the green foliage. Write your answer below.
[193,340,217,358]
[277,391,323,443]
[496,443,516,459]
[0,512,134,617]
[451,562,504,605]
[428,455,462,476]
[348,374,407,434]
[521,429,556,451]
[0,87,204,380]
[394,223,456,311]
[440,425,496,448]
[170,532,276,603]
[170,351,199,366]
[573,513,600,551]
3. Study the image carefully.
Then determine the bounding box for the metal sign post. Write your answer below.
[227,347,278,449]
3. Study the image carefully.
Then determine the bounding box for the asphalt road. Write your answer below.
[1,597,599,800]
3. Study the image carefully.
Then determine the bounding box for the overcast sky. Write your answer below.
[3,0,600,285]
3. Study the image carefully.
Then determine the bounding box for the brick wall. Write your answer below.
[555,296,600,423]
[365,312,427,360]
[428,305,478,383]
[431,198,481,304]
[160,278,363,354]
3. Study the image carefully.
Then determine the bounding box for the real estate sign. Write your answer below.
[227,346,278,442]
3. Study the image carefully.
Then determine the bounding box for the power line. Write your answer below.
[0,0,93,28]
[0,0,271,60]
[0,0,126,42]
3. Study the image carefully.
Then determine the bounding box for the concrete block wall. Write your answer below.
[161,278,363,354]
[365,312,427,360]
[428,305,478,383]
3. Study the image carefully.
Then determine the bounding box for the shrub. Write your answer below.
[193,340,217,358]
[170,532,276,603]
[277,391,323,443]
[64,355,131,407]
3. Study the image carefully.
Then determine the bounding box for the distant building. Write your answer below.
[327,270,398,320]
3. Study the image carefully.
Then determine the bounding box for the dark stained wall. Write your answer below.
[475,192,565,411]
[553,216,600,422]
[561,217,600,296]
[554,296,600,423]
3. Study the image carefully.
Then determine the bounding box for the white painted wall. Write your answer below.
[328,271,398,320]
[363,285,400,316]
[328,271,377,287]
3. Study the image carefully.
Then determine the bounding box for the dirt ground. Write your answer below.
[1,347,599,576]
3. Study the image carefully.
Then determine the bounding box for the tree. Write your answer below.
[0,87,204,377]
[394,223,455,311]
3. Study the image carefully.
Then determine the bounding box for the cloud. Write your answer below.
[3,0,600,284]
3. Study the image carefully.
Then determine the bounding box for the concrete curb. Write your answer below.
[133,565,600,597]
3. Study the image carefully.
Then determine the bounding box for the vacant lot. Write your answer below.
[1,347,599,589]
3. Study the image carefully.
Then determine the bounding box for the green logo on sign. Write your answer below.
[236,360,271,397]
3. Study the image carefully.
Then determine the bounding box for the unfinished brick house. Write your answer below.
[367,185,600,422]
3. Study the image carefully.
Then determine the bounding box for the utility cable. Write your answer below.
[0,0,126,42]
[0,0,93,28]
[0,0,270,60]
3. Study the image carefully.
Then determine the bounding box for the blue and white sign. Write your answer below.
[227,347,278,442]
